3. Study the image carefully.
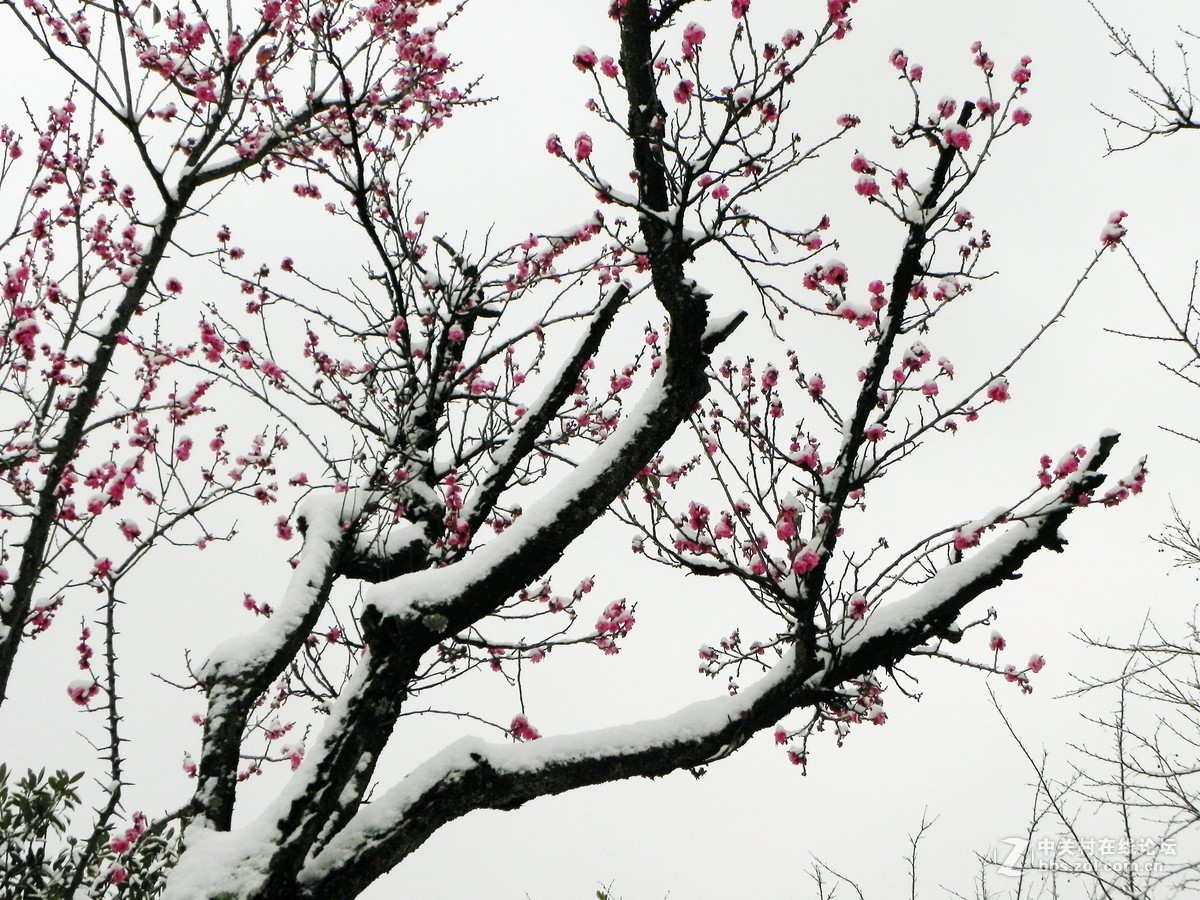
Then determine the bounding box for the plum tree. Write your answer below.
[0,1,1146,897]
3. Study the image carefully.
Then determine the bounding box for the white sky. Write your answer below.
[2,1,1200,898]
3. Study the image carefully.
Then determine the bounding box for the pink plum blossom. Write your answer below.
[1012,56,1032,85]
[67,678,99,705]
[574,133,593,162]
[976,98,1001,118]
[943,124,971,150]
[573,47,598,71]
[855,175,879,197]
[986,377,1010,402]
[510,714,541,741]
[1101,210,1127,249]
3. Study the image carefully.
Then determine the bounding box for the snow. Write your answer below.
[164,819,278,900]
[846,525,1028,653]
[353,520,425,561]
[364,349,673,621]
[272,411,1107,886]
[702,311,745,343]
[456,291,625,526]
[199,490,373,679]
[846,435,1111,653]
[957,505,1010,540]
[900,174,936,225]
[302,645,801,882]
[165,646,379,899]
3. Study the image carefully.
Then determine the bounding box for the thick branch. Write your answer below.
[231,7,737,884]
[839,432,1119,675]
[191,494,352,830]
[460,284,630,537]
[298,436,1118,896]
[298,653,818,898]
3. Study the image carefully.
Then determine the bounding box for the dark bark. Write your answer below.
[206,9,736,896]
[292,433,1118,898]
[194,528,344,831]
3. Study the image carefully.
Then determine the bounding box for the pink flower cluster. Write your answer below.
[1037,445,1087,488]
[1101,210,1127,249]
[826,0,857,39]
[1001,652,1047,694]
[942,123,971,151]
[510,714,541,741]
[791,548,820,575]
[1099,456,1148,507]
[1011,55,1033,88]
[682,22,706,60]
[595,599,635,654]
[889,48,922,82]
[242,593,273,617]
[440,471,471,549]
[829,677,886,733]
[953,527,981,552]
[985,377,1010,403]
[109,812,147,856]
[67,677,99,706]
[803,259,849,290]
[572,46,598,71]
[76,625,93,670]
[971,40,994,75]
[850,153,879,197]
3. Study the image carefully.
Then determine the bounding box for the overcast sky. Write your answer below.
[3,1,1200,898]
